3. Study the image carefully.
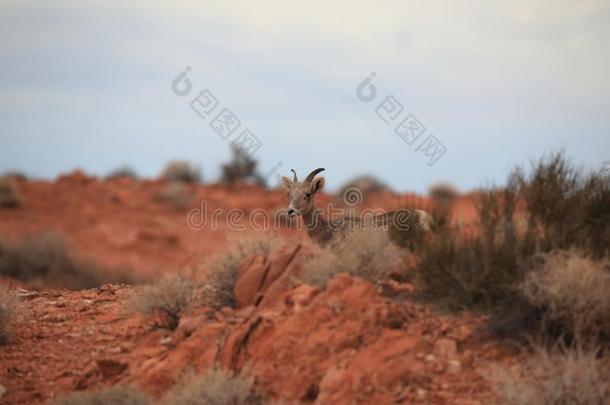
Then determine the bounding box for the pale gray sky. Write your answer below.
[1,0,609,192]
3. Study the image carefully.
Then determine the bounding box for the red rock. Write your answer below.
[434,338,458,358]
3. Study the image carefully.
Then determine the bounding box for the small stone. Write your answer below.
[416,388,427,398]
[434,338,458,358]
[160,336,173,345]
[447,359,462,374]
[441,382,450,390]
[425,354,436,363]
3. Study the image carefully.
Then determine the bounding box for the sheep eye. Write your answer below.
[305,193,312,199]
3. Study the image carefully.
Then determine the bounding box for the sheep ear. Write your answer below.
[311,177,325,194]
[282,176,293,190]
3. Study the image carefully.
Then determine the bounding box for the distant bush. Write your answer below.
[2,171,27,181]
[161,161,202,183]
[302,231,404,290]
[0,176,22,208]
[0,285,22,345]
[522,251,610,345]
[130,273,193,329]
[163,369,265,405]
[221,145,265,186]
[106,166,138,180]
[495,346,610,405]
[428,182,459,230]
[202,233,278,309]
[338,175,389,200]
[156,182,192,211]
[52,385,151,405]
[0,232,133,290]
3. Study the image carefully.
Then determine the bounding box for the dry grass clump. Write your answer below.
[106,166,138,180]
[130,273,194,329]
[156,182,192,211]
[495,347,610,405]
[221,145,265,186]
[202,233,278,309]
[52,385,151,405]
[0,176,22,208]
[302,231,404,290]
[162,369,265,405]
[0,285,22,345]
[0,231,133,290]
[522,251,610,345]
[161,161,202,183]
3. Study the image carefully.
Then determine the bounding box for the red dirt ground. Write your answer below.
[0,173,517,405]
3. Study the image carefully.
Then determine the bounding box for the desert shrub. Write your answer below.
[415,153,610,344]
[52,385,150,405]
[521,251,610,345]
[2,171,27,181]
[0,285,22,345]
[202,233,278,309]
[516,153,610,258]
[0,232,133,290]
[428,182,459,230]
[156,182,192,211]
[416,183,526,310]
[495,347,610,405]
[0,176,22,208]
[106,166,138,180]
[338,175,389,201]
[161,161,202,183]
[221,145,265,186]
[163,369,265,405]
[302,231,404,290]
[130,273,194,329]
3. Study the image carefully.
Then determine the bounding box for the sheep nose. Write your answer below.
[287,208,296,217]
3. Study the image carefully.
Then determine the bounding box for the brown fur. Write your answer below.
[282,168,433,246]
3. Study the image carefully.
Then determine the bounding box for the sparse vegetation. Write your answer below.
[156,182,192,211]
[0,231,133,290]
[414,153,610,345]
[0,285,22,345]
[221,145,265,186]
[202,233,278,309]
[302,231,404,290]
[52,385,151,405]
[161,161,202,183]
[495,347,610,405]
[0,176,22,208]
[163,369,265,405]
[521,251,610,345]
[106,166,138,180]
[130,273,194,329]
[428,182,459,230]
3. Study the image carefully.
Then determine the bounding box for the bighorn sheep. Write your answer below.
[282,168,434,246]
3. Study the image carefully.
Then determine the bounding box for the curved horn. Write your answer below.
[304,168,325,183]
[290,169,298,182]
